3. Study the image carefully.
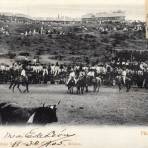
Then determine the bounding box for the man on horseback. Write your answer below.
[116,69,131,92]
[10,65,29,93]
[66,69,76,94]
[67,69,76,85]
[19,65,29,93]
[21,66,28,83]
[87,69,95,84]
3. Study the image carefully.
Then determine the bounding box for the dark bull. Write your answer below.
[0,101,61,125]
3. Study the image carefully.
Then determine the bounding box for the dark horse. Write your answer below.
[0,101,60,125]
[67,76,87,94]
[115,76,132,92]
[76,76,86,94]
[67,78,75,94]
[9,76,29,93]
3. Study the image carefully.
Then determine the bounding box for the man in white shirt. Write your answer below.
[51,64,55,75]
[54,65,60,76]
[87,69,95,84]
[21,68,26,77]
[67,70,76,85]
[43,67,48,76]
[20,67,28,82]
[87,70,95,77]
[121,69,127,84]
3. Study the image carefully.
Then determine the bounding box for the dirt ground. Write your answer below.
[0,84,148,126]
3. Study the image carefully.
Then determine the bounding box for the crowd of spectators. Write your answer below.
[0,60,148,88]
[0,20,141,37]
[96,21,145,33]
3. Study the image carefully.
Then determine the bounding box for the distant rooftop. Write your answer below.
[0,12,32,19]
[82,11,125,19]
[82,13,95,19]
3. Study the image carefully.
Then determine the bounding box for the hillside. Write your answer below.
[0,19,146,65]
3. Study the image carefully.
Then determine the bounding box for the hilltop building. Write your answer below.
[35,15,81,25]
[82,11,125,23]
[0,11,125,25]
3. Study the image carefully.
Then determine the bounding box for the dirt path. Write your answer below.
[1,84,148,125]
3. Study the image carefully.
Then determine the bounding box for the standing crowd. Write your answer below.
[0,60,148,89]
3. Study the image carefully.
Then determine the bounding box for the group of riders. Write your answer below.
[0,61,148,94]
[66,68,102,94]
[66,66,132,94]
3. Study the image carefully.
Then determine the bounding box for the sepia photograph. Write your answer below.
[0,0,146,125]
[0,0,147,147]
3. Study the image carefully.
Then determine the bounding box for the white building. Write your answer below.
[82,11,125,23]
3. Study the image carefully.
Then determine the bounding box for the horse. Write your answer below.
[92,76,102,92]
[9,76,29,93]
[67,78,76,94]
[75,76,86,94]
[0,101,60,125]
[85,75,102,92]
[115,75,132,92]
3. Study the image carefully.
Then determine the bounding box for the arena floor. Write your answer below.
[0,84,148,125]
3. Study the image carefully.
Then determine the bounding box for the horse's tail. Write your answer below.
[96,77,102,86]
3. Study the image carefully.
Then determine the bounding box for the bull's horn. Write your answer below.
[42,103,45,107]
[57,100,61,105]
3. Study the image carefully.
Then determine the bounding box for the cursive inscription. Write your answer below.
[3,128,77,148]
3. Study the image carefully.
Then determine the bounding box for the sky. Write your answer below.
[0,0,144,5]
[0,0,145,20]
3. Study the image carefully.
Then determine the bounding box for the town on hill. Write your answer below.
[0,11,146,65]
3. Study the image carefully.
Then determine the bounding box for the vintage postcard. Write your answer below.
[0,0,147,147]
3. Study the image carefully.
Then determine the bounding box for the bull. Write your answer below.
[0,101,60,125]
